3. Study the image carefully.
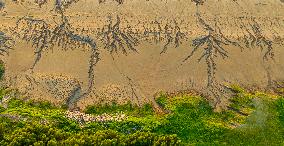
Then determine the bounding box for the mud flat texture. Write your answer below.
[0,0,284,111]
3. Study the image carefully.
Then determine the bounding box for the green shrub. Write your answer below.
[139,103,154,116]
[54,116,81,133]
[125,131,181,146]
[7,98,24,108]
[102,121,143,134]
[0,119,181,146]
[0,106,4,113]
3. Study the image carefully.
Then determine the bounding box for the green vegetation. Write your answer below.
[0,86,283,145]
[85,102,154,117]
[276,98,284,126]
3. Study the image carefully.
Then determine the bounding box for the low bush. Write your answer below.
[0,120,181,146]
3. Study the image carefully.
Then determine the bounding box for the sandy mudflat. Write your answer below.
[0,0,284,109]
